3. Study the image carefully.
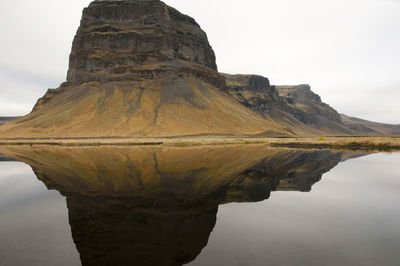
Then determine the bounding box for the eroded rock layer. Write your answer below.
[68,0,218,85]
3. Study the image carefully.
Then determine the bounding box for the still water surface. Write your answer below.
[0,147,399,266]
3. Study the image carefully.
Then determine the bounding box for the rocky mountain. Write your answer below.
[0,0,397,138]
[223,74,399,136]
[0,0,290,138]
[223,74,354,135]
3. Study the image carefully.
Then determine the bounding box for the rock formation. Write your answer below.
[0,0,396,137]
[223,74,356,135]
[0,0,290,138]
[67,0,218,85]
[223,73,399,136]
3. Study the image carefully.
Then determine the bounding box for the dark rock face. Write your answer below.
[276,85,343,125]
[67,0,217,85]
[223,74,287,114]
[223,73,356,135]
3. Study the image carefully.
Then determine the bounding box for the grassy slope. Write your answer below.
[0,77,291,138]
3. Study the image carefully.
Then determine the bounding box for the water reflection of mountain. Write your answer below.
[0,146,363,266]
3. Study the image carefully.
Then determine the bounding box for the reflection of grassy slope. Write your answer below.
[0,145,346,205]
[0,146,272,196]
[0,77,290,138]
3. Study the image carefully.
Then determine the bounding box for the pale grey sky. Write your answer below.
[0,0,399,123]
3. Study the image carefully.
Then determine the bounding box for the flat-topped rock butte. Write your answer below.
[0,0,398,138]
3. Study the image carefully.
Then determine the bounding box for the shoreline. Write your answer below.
[0,136,399,151]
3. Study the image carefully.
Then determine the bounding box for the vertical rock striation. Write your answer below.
[67,0,218,85]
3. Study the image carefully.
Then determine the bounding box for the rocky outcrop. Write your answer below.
[222,74,286,113]
[223,74,356,135]
[67,0,218,85]
[276,85,342,125]
[0,0,290,138]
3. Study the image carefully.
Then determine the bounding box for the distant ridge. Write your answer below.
[341,114,400,136]
[0,117,20,126]
[222,73,399,136]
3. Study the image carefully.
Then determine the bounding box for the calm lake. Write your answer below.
[0,146,399,266]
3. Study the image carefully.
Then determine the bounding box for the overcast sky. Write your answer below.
[0,0,399,123]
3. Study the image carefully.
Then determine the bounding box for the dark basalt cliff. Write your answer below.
[276,85,342,125]
[223,73,355,135]
[223,73,399,135]
[223,74,286,112]
[67,0,218,85]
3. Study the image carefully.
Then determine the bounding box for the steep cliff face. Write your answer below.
[67,0,218,85]
[0,0,290,138]
[224,74,356,135]
[276,85,342,125]
[222,74,286,112]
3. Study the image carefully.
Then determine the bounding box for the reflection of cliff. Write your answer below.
[67,195,217,266]
[0,145,359,265]
[225,150,343,203]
